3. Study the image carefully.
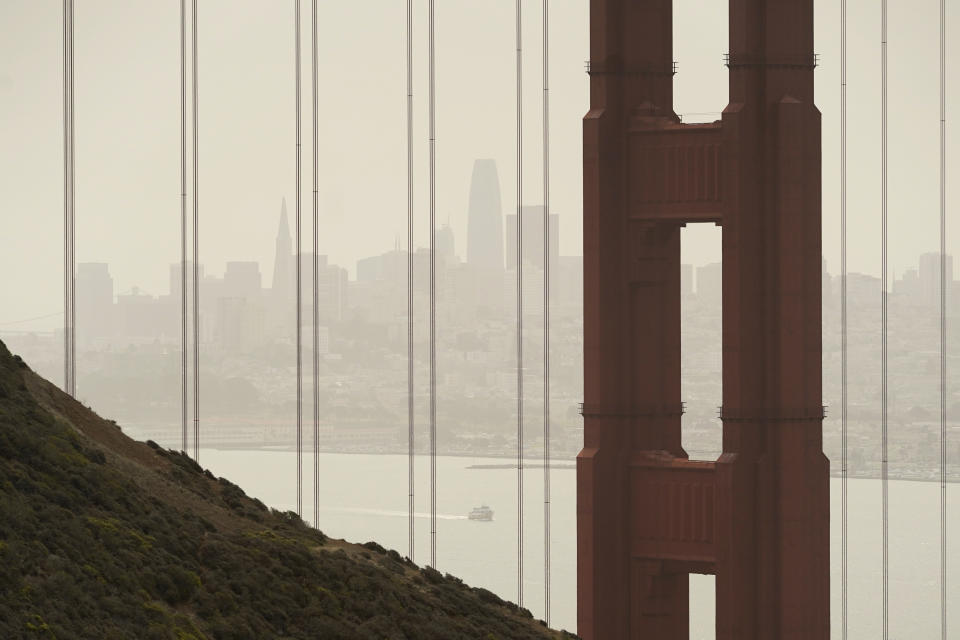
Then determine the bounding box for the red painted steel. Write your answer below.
[577,1,829,638]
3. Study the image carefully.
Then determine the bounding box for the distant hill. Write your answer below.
[0,340,577,640]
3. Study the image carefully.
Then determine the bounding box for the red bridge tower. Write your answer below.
[577,1,829,638]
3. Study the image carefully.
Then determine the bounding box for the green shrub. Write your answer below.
[0,338,570,640]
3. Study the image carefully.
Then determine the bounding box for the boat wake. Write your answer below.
[317,506,468,521]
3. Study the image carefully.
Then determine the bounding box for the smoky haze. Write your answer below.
[2,0,960,636]
[3,0,957,330]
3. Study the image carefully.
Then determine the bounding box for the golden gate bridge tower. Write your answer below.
[577,0,829,637]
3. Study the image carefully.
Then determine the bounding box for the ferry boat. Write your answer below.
[468,505,494,521]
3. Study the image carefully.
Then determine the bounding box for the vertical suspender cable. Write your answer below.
[541,0,550,624]
[192,0,200,463]
[69,0,75,398]
[180,0,188,454]
[295,0,303,519]
[840,0,848,635]
[406,0,416,562]
[516,0,524,609]
[881,0,889,636]
[939,0,947,635]
[428,0,437,569]
[62,0,72,396]
[311,0,320,530]
[68,0,75,398]
[63,0,68,393]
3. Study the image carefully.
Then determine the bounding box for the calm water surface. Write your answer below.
[201,450,959,638]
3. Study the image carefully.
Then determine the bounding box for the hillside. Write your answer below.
[0,339,577,640]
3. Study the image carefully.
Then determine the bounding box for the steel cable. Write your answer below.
[406,0,416,562]
[191,0,200,463]
[62,0,72,396]
[939,0,948,636]
[516,0,524,609]
[311,0,320,530]
[294,0,303,520]
[881,1,889,635]
[69,0,75,398]
[841,0,848,635]
[180,0,188,454]
[541,0,551,624]
[428,0,437,569]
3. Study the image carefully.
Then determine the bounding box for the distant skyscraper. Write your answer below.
[76,263,114,342]
[505,207,559,271]
[436,223,456,266]
[557,255,584,310]
[822,256,832,303]
[466,159,504,270]
[847,272,881,309]
[298,254,348,324]
[169,261,204,301]
[696,262,722,304]
[271,198,293,296]
[681,264,693,297]
[224,262,262,300]
[269,198,295,338]
[919,251,953,308]
[895,267,921,306]
[357,249,406,284]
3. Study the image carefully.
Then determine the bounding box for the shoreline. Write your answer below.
[200,444,959,484]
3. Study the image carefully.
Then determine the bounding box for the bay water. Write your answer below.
[201,450,959,638]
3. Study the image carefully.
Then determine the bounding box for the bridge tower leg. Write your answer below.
[577,1,829,638]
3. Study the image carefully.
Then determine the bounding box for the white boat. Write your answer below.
[468,505,494,521]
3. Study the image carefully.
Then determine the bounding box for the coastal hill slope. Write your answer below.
[0,340,576,639]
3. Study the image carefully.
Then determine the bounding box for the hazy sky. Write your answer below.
[1,0,958,330]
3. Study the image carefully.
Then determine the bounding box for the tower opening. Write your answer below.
[672,0,727,123]
[681,223,722,461]
[689,574,716,640]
